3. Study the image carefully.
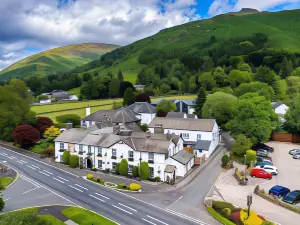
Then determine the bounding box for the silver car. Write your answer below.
[293,153,300,159]
[289,149,300,155]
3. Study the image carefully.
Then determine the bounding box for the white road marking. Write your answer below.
[166,196,183,209]
[39,171,50,176]
[20,175,40,187]
[0,152,7,156]
[118,203,137,212]
[22,187,39,195]
[19,160,27,164]
[147,215,169,225]
[10,156,17,159]
[112,205,132,215]
[17,161,24,164]
[3,198,10,202]
[74,183,88,190]
[19,174,80,207]
[26,165,36,170]
[7,156,14,159]
[57,176,69,182]
[31,165,40,169]
[142,218,157,225]
[43,170,53,175]
[53,177,65,183]
[69,185,83,192]
[95,192,110,200]
[89,194,105,202]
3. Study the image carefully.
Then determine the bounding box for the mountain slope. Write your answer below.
[75,9,300,83]
[0,43,119,80]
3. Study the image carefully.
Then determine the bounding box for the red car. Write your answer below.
[250,168,272,180]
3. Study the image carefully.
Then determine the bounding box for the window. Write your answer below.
[98,160,102,169]
[112,162,117,171]
[128,151,134,161]
[88,146,92,154]
[80,157,83,165]
[60,143,64,149]
[182,133,189,139]
[89,121,92,126]
[79,145,83,153]
[97,147,102,156]
[149,167,154,178]
[197,134,201,140]
[112,149,117,159]
[148,153,154,164]
[128,165,133,174]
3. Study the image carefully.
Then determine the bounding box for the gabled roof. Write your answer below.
[166,112,186,118]
[171,150,194,165]
[149,117,216,132]
[165,164,176,173]
[271,102,284,109]
[195,140,211,151]
[127,102,156,114]
[54,129,89,144]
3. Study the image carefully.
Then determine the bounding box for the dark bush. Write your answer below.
[115,163,120,175]
[56,114,81,126]
[43,148,55,157]
[221,155,229,167]
[96,177,101,182]
[154,176,161,182]
[135,93,151,103]
[12,125,40,148]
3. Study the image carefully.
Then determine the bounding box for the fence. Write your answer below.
[271,132,300,143]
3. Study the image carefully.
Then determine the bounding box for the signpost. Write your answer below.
[247,194,252,217]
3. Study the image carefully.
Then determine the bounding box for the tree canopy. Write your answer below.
[156,100,176,117]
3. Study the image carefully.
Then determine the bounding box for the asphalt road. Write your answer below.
[0,147,208,225]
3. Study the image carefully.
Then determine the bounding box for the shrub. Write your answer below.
[0,198,5,212]
[115,163,120,175]
[246,150,256,165]
[261,221,275,225]
[92,166,97,172]
[221,154,229,167]
[139,161,149,180]
[119,159,128,176]
[132,166,139,177]
[43,148,55,157]
[221,208,232,218]
[62,151,70,165]
[79,163,84,169]
[230,211,242,224]
[37,94,49,101]
[154,176,161,182]
[240,209,263,225]
[56,114,81,126]
[35,117,54,133]
[43,126,61,141]
[206,206,236,225]
[129,183,141,191]
[69,155,79,168]
[96,177,101,182]
[139,124,149,132]
[87,174,93,179]
[135,93,151,103]
[212,201,235,210]
[12,124,40,148]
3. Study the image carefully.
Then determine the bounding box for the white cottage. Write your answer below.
[272,102,289,115]
[54,125,194,182]
[127,102,156,125]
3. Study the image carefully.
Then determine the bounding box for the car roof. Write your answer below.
[271,185,286,191]
[291,190,300,194]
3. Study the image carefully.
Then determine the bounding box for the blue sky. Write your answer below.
[0,0,299,70]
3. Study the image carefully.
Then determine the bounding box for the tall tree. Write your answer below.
[109,78,120,98]
[212,67,226,87]
[123,88,135,106]
[156,100,176,117]
[118,69,124,82]
[194,87,206,117]
[285,97,300,133]
[255,66,279,86]
[280,57,293,79]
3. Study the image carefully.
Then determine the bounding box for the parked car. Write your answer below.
[289,149,300,155]
[260,165,278,175]
[269,186,290,198]
[256,161,273,167]
[250,168,272,180]
[283,190,300,205]
[257,156,272,162]
[256,149,269,157]
[293,153,300,159]
[252,143,274,152]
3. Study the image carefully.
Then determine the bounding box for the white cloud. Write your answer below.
[0,0,200,70]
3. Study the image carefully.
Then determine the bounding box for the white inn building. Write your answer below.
[54,124,194,182]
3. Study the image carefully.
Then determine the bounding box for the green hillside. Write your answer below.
[75,9,300,82]
[0,43,119,81]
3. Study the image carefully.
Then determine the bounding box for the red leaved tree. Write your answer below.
[12,125,40,148]
[135,93,151,103]
[35,117,54,134]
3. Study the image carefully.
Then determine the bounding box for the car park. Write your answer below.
[293,153,300,159]
[256,149,269,157]
[260,165,278,175]
[283,190,300,205]
[269,186,290,198]
[289,149,300,155]
[257,155,272,162]
[252,143,274,152]
[250,168,272,180]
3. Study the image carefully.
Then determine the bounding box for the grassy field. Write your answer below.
[0,43,119,81]
[0,206,116,225]
[0,177,13,189]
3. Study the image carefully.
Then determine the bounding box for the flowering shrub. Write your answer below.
[87,174,93,179]
[240,209,263,225]
[129,183,141,191]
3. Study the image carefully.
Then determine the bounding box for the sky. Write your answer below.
[0,0,299,71]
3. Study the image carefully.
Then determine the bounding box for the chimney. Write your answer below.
[113,125,120,135]
[86,105,91,116]
[66,122,73,130]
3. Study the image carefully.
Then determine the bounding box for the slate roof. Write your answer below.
[165,164,176,173]
[54,129,88,144]
[166,112,186,118]
[52,92,69,100]
[127,102,156,114]
[171,150,194,165]
[271,101,286,109]
[195,140,212,151]
[149,118,215,132]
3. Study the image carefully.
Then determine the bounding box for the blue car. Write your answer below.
[269,186,290,198]
[283,190,300,205]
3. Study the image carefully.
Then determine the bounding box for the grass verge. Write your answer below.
[206,206,236,225]
[62,206,117,225]
[0,177,13,189]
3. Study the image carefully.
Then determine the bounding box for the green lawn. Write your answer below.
[0,177,13,188]
[62,206,116,225]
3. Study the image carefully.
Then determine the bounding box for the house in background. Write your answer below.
[148,117,219,151]
[272,102,289,123]
[151,99,195,114]
[54,124,194,182]
[166,112,197,119]
[127,102,156,125]
[133,85,145,90]
[39,90,78,103]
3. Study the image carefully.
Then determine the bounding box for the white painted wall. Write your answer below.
[166,155,194,177]
[188,106,195,114]
[274,104,289,115]
[140,113,156,125]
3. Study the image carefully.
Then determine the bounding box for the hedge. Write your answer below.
[139,161,149,180]
[212,201,235,210]
[119,159,128,176]
[56,114,81,126]
[206,206,236,225]
[62,151,70,165]
[69,155,79,168]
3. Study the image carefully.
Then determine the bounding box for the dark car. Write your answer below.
[252,143,274,152]
[269,186,290,198]
[283,190,300,205]
[256,149,269,157]
[256,161,273,167]
[257,156,273,162]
